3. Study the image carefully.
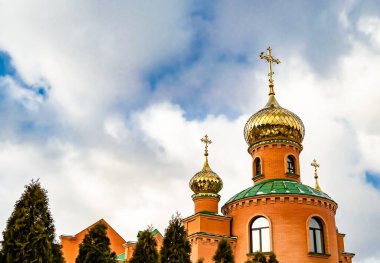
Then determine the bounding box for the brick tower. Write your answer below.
[220,47,354,263]
[184,47,354,263]
[183,135,235,263]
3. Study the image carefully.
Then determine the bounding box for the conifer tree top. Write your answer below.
[1,179,63,263]
[130,226,158,263]
[213,239,234,263]
[76,222,117,263]
[160,212,191,263]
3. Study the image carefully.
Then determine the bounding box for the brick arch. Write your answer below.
[252,156,263,179]
[306,214,330,254]
[247,214,273,253]
[222,195,340,262]
[283,153,295,173]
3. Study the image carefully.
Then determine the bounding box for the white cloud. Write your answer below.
[358,16,380,47]
[0,2,379,262]
[274,42,380,260]
[0,76,43,111]
[0,0,192,124]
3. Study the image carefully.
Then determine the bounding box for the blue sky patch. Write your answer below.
[365,171,380,190]
[190,1,215,22]
[0,51,16,76]
[0,49,50,101]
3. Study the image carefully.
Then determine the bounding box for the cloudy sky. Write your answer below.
[0,0,380,262]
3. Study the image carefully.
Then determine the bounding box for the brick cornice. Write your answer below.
[221,194,338,215]
[188,232,237,246]
[182,212,232,223]
[249,139,303,154]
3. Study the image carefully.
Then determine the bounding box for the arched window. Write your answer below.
[254,158,261,176]
[309,217,325,254]
[251,216,270,253]
[287,155,295,174]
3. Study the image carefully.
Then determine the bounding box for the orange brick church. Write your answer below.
[61,48,355,263]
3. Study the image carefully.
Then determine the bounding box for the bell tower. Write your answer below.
[244,47,305,183]
[183,135,235,263]
[189,135,223,213]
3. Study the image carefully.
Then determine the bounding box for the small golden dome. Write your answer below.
[244,94,305,149]
[190,157,223,194]
[190,135,223,195]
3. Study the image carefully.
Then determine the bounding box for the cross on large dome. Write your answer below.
[244,47,305,152]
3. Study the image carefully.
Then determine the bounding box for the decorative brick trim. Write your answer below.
[252,174,265,181]
[182,212,232,223]
[249,140,303,154]
[192,193,220,199]
[221,195,337,215]
[285,173,300,180]
[188,232,237,247]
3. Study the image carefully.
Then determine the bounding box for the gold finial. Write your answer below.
[201,134,212,156]
[260,46,281,95]
[311,159,321,191]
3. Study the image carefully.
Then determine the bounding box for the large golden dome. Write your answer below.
[190,135,223,195]
[244,46,305,150]
[244,94,305,150]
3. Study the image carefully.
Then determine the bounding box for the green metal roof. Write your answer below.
[150,229,160,236]
[117,253,125,260]
[137,228,160,238]
[225,179,334,204]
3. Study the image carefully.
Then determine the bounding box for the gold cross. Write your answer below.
[201,134,212,156]
[310,159,321,191]
[260,47,281,95]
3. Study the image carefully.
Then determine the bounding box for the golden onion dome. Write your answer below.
[190,135,223,195]
[244,47,305,151]
[190,157,223,194]
[244,94,305,149]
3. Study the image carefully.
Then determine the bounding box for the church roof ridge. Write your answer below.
[72,218,126,243]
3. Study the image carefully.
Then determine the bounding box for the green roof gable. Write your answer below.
[225,179,334,204]
[117,252,125,260]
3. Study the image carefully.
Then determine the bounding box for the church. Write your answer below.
[61,47,355,263]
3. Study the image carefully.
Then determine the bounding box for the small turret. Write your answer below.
[189,135,223,213]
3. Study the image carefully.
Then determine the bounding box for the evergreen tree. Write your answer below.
[245,251,280,263]
[76,223,117,263]
[52,242,65,263]
[267,252,279,263]
[251,251,267,263]
[1,179,64,263]
[160,212,191,263]
[212,239,234,263]
[129,227,158,263]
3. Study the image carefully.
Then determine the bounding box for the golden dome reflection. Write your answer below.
[244,94,305,150]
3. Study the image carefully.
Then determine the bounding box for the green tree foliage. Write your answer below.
[160,212,191,263]
[267,252,279,263]
[76,223,117,263]
[52,243,65,263]
[245,251,279,263]
[129,227,158,263]
[252,251,267,263]
[212,239,234,263]
[1,179,64,263]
